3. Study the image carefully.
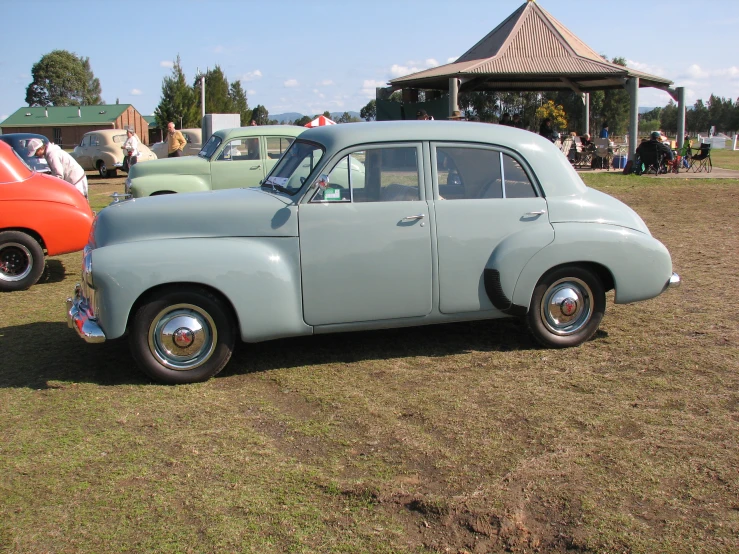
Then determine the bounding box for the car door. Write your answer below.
[432,143,553,314]
[209,136,264,189]
[74,135,91,169]
[299,143,433,326]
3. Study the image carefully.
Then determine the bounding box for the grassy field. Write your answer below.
[1,167,738,553]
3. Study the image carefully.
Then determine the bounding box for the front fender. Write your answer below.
[484,224,555,313]
[90,237,311,341]
[129,174,211,197]
[511,223,673,311]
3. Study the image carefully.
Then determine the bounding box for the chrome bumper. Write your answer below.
[665,272,681,290]
[66,284,106,343]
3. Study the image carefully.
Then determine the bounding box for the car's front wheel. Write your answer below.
[0,231,45,292]
[527,266,605,348]
[129,286,236,384]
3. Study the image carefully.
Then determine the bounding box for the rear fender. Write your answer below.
[511,223,673,310]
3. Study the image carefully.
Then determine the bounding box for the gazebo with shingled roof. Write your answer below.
[387,0,687,159]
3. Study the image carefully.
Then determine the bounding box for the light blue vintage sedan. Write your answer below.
[67,121,679,384]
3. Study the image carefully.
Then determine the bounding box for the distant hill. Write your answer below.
[639,106,658,114]
[271,111,362,123]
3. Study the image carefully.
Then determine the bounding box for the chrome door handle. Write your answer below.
[250,165,261,170]
[402,214,426,221]
[523,210,546,216]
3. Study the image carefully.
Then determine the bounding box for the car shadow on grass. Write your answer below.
[0,318,602,388]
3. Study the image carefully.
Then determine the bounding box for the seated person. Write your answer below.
[636,131,674,169]
[245,138,260,160]
[580,133,594,149]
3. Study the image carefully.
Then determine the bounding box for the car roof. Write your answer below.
[0,133,49,145]
[213,125,305,141]
[299,121,586,197]
[82,129,127,137]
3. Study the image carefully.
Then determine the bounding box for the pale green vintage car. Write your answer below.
[125,126,304,197]
[67,121,679,384]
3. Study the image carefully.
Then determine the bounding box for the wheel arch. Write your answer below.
[0,227,47,252]
[126,282,239,338]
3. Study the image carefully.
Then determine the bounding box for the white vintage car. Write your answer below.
[150,129,202,159]
[71,129,156,177]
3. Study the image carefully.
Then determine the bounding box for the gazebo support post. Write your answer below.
[584,93,590,136]
[449,78,459,116]
[677,87,686,149]
[626,77,639,161]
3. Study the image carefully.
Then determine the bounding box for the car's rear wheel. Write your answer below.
[97,160,117,178]
[0,231,45,292]
[129,286,235,384]
[527,266,605,348]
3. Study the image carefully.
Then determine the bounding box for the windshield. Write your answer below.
[262,140,324,195]
[199,135,222,159]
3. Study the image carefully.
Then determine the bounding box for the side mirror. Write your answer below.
[316,174,330,190]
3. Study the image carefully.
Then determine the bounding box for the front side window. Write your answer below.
[263,140,324,195]
[435,146,537,200]
[90,135,100,147]
[112,134,126,144]
[216,137,261,161]
[79,135,90,147]
[266,137,294,160]
[199,135,222,159]
[312,146,420,203]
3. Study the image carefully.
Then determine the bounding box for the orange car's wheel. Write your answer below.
[0,231,45,292]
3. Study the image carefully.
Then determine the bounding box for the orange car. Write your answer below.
[0,141,94,291]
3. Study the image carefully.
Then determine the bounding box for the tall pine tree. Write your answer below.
[154,55,200,129]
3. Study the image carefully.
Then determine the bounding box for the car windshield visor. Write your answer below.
[262,140,324,195]
[199,135,222,159]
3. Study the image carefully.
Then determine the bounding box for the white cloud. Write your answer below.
[361,79,387,97]
[447,56,458,64]
[1,114,8,121]
[316,79,334,86]
[284,79,299,88]
[247,89,256,96]
[242,70,263,81]
[425,58,439,67]
[130,89,143,95]
[626,59,666,77]
[160,60,174,68]
[389,58,440,78]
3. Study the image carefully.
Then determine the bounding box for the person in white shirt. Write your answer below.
[26,138,88,199]
[122,128,140,169]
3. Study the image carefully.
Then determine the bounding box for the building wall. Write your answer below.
[0,124,115,149]
[115,106,150,145]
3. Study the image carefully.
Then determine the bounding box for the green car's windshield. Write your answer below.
[262,140,324,195]
[199,135,222,159]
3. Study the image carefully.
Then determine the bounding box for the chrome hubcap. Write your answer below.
[540,277,593,335]
[148,304,217,371]
[0,243,32,282]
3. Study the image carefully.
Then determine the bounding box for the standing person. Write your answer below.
[600,122,609,139]
[26,138,88,199]
[511,113,524,129]
[416,109,433,120]
[166,122,187,157]
[539,118,555,141]
[499,113,512,126]
[122,128,140,169]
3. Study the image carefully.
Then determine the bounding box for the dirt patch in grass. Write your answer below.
[1,176,738,553]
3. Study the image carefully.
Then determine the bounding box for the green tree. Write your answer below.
[251,104,269,125]
[535,100,567,131]
[322,111,331,119]
[195,65,233,114]
[687,99,709,133]
[154,55,200,130]
[294,115,312,126]
[360,99,376,121]
[80,56,103,105]
[229,80,251,126]
[25,50,101,106]
[660,101,678,134]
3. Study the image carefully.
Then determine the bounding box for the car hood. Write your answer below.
[128,155,210,178]
[93,188,297,248]
[546,187,651,235]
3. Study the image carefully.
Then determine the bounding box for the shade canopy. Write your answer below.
[389,0,672,94]
[305,115,336,128]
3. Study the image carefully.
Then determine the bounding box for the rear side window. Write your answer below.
[435,146,537,199]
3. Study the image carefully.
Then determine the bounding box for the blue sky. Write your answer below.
[1,0,737,122]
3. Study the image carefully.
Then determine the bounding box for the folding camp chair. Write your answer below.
[688,142,712,173]
[571,137,593,169]
[636,141,667,175]
[593,138,611,171]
